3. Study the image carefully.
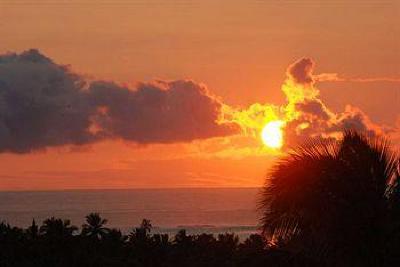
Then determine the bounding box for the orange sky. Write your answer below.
[0,0,399,190]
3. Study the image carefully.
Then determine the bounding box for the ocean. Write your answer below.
[0,188,261,239]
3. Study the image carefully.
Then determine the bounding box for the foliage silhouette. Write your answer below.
[40,217,78,239]
[259,131,400,266]
[26,219,39,240]
[0,214,300,267]
[81,212,110,240]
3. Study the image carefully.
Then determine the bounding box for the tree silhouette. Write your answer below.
[104,228,126,243]
[140,218,152,234]
[174,229,190,244]
[0,221,11,239]
[81,212,109,240]
[1,211,390,266]
[259,131,400,266]
[26,219,39,239]
[0,221,24,242]
[40,217,77,239]
[129,218,152,243]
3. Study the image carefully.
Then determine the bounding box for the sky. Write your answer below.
[0,0,399,190]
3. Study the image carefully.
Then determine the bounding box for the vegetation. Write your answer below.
[1,131,399,266]
[260,131,400,266]
[0,215,296,267]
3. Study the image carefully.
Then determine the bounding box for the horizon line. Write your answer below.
[0,186,262,193]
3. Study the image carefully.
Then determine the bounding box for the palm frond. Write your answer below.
[259,130,400,263]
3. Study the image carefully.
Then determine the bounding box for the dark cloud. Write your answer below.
[286,104,380,146]
[295,99,332,121]
[88,80,237,143]
[0,49,93,153]
[286,58,315,86]
[0,49,237,153]
[334,105,380,135]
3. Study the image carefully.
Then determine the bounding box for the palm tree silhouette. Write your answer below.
[128,218,152,244]
[104,228,127,243]
[140,218,152,234]
[259,131,400,266]
[0,221,10,237]
[0,221,24,243]
[174,229,190,245]
[81,212,109,240]
[40,217,77,239]
[26,219,39,239]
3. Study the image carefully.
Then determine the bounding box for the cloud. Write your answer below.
[0,49,237,153]
[0,49,93,153]
[286,58,315,86]
[335,105,381,135]
[313,73,342,82]
[314,73,400,83]
[224,57,390,149]
[88,80,237,143]
[295,99,332,121]
[0,49,395,154]
[281,58,384,146]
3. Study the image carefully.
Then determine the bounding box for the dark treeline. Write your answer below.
[0,214,304,267]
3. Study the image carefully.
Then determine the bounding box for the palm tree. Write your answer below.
[0,221,10,237]
[140,218,152,234]
[259,131,400,266]
[104,228,127,243]
[40,217,77,239]
[174,229,190,245]
[128,218,152,244]
[81,212,109,240]
[26,219,39,239]
[0,221,24,243]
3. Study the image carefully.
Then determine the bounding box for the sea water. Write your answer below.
[0,188,261,239]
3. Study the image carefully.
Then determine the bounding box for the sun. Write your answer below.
[261,120,285,149]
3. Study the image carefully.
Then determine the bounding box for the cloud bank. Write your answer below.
[0,49,392,154]
[0,49,236,153]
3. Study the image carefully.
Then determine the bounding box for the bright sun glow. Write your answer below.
[261,120,285,149]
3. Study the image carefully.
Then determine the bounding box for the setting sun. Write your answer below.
[261,120,285,149]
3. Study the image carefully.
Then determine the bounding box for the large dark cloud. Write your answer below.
[0,49,237,153]
[0,49,93,153]
[88,80,236,143]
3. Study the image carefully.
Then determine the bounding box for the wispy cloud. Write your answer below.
[315,73,400,83]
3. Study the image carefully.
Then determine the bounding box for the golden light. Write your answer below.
[261,120,285,149]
